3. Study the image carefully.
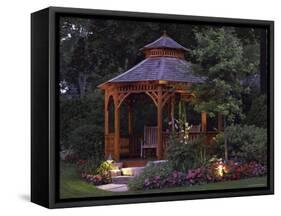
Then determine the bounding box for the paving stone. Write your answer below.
[112,176,134,184]
[97,183,128,192]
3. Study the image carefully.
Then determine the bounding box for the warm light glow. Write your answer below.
[217,164,224,177]
[159,80,168,84]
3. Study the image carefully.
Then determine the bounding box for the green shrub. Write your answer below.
[225,124,267,164]
[96,161,113,175]
[78,159,113,175]
[69,124,104,160]
[60,91,104,151]
[79,160,113,185]
[165,135,211,172]
[244,94,267,128]
[211,132,225,158]
[78,157,102,174]
[128,163,173,191]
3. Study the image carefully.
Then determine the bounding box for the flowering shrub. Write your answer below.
[166,136,210,172]
[143,171,187,189]
[78,160,113,185]
[81,172,111,185]
[239,161,267,177]
[203,160,267,182]
[128,163,173,190]
[128,160,267,191]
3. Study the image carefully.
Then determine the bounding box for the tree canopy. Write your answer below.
[191,27,260,123]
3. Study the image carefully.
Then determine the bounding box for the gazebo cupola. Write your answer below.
[141,31,188,59]
[98,32,209,161]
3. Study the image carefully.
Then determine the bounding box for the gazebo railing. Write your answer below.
[118,83,159,93]
[105,131,218,159]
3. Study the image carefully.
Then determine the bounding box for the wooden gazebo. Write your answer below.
[98,32,221,161]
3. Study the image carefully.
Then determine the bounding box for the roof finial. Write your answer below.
[162,30,168,37]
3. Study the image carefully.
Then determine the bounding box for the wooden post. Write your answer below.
[217,113,223,131]
[114,93,120,161]
[167,99,171,123]
[201,112,207,132]
[127,102,133,136]
[104,91,109,158]
[171,95,175,131]
[157,86,163,160]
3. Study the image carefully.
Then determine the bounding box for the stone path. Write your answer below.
[97,183,129,192]
[96,169,138,193]
[97,161,167,192]
[112,175,134,184]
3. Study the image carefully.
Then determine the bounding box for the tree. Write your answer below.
[190,27,259,160]
[243,93,267,128]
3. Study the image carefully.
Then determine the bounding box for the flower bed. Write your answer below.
[62,155,113,186]
[129,160,267,191]
[80,172,111,185]
[77,160,113,185]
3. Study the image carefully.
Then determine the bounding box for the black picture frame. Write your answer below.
[31,6,274,209]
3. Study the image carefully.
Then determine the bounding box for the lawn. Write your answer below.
[60,162,267,199]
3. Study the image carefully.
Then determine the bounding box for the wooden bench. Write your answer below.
[140,126,158,158]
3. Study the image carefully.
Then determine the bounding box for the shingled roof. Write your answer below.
[107,57,203,83]
[140,33,189,51]
[100,33,203,86]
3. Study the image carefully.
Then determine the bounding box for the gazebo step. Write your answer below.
[109,169,122,177]
[121,166,145,176]
[112,176,134,184]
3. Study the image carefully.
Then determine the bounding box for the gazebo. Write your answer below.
[98,32,221,161]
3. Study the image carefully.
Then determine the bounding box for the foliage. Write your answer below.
[190,27,258,122]
[60,162,114,198]
[81,172,111,185]
[190,28,261,160]
[78,160,113,185]
[244,94,267,128]
[211,132,226,158]
[69,124,104,160]
[59,17,197,97]
[128,160,267,191]
[128,163,173,190]
[60,91,104,153]
[174,100,192,144]
[77,157,102,174]
[140,170,187,190]
[209,160,267,181]
[63,154,79,163]
[96,161,114,176]
[60,162,267,198]
[224,125,267,164]
[166,135,211,172]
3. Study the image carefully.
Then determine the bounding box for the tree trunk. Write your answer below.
[223,117,228,161]
[78,74,88,98]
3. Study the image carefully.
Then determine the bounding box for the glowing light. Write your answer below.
[159,80,168,84]
[217,164,224,177]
